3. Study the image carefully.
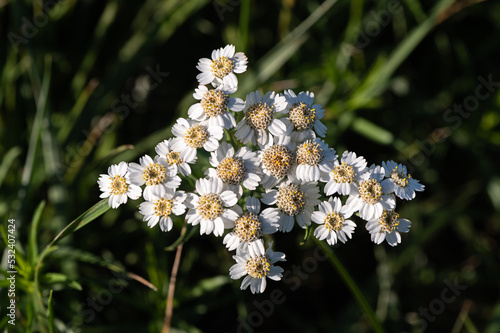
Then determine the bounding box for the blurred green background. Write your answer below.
[1,0,500,332]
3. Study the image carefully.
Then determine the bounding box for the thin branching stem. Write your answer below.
[162,222,187,333]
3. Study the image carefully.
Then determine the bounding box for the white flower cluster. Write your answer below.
[97,45,424,294]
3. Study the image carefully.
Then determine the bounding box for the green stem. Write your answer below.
[33,199,110,328]
[313,238,385,333]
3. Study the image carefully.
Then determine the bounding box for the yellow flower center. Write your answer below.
[289,102,316,131]
[154,198,173,217]
[324,212,344,231]
[216,157,246,185]
[201,89,229,118]
[276,184,305,216]
[143,163,166,186]
[234,213,262,242]
[110,175,128,195]
[245,255,271,279]
[296,140,323,166]
[332,163,355,183]
[166,151,183,165]
[359,178,382,204]
[197,193,223,220]
[378,210,400,232]
[391,166,410,187]
[245,102,274,130]
[184,125,208,149]
[262,145,295,178]
[211,56,235,79]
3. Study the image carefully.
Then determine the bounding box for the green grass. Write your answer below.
[1,0,500,332]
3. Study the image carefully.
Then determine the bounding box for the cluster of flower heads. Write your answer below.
[97,45,424,294]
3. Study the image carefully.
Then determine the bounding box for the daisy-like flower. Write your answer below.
[155,139,194,176]
[293,138,337,183]
[234,90,291,148]
[98,162,142,208]
[205,141,261,197]
[283,90,327,142]
[128,155,181,201]
[188,85,245,129]
[138,186,187,232]
[259,135,296,189]
[196,44,248,88]
[311,196,356,245]
[229,241,286,294]
[261,180,321,232]
[366,209,411,246]
[223,196,280,255]
[185,177,240,237]
[346,165,395,221]
[322,150,369,196]
[170,117,223,161]
[381,160,425,200]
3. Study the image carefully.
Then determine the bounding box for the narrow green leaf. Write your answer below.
[28,201,46,265]
[33,199,110,322]
[351,117,394,145]
[402,0,427,23]
[70,0,118,95]
[464,315,479,333]
[313,238,385,333]
[239,0,340,93]
[301,225,313,245]
[0,146,22,189]
[51,199,111,247]
[186,276,230,300]
[348,0,455,110]
[17,55,52,225]
[0,224,28,276]
[487,177,500,212]
[48,290,55,333]
[238,0,251,52]
[41,273,83,291]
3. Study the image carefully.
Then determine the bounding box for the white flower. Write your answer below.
[261,180,321,232]
[185,177,240,236]
[205,141,261,197]
[128,155,181,201]
[323,150,369,195]
[283,90,327,141]
[259,135,297,189]
[346,165,396,221]
[196,44,248,88]
[138,186,186,232]
[223,196,279,254]
[155,139,194,176]
[98,162,142,208]
[229,241,286,294]
[294,138,337,183]
[366,210,411,246]
[188,85,245,129]
[381,161,425,200]
[170,117,224,161]
[311,197,356,245]
[234,90,291,148]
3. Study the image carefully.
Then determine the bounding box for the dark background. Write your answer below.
[1,0,500,332]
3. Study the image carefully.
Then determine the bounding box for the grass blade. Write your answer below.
[0,146,22,189]
[313,238,385,333]
[28,201,46,265]
[348,0,455,110]
[33,199,111,328]
[48,290,54,333]
[239,0,340,94]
